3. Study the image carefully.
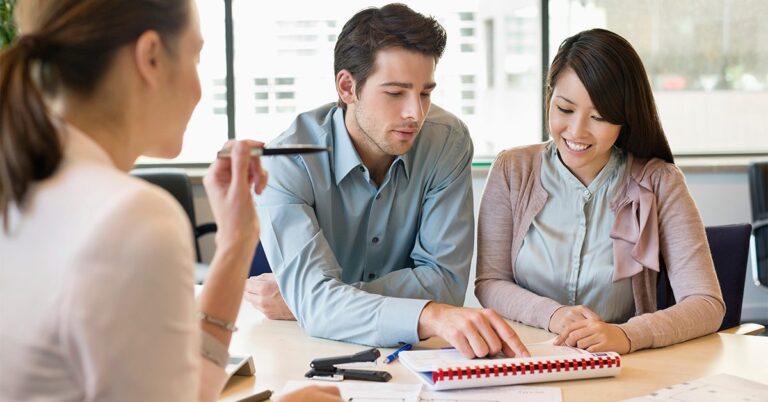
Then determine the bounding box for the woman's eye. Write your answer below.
[556,105,572,114]
[591,115,606,122]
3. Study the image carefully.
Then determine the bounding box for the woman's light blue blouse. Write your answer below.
[515,143,635,323]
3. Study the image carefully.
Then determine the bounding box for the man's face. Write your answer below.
[346,47,436,158]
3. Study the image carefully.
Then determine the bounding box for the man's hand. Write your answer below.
[417,303,530,359]
[244,273,296,320]
[548,305,601,334]
[553,320,630,354]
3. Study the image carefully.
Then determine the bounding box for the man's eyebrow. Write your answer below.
[379,82,413,88]
[379,82,437,90]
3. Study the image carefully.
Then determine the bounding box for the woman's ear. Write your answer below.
[133,30,163,88]
[335,69,357,106]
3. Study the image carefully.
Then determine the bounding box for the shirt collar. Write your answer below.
[397,148,411,181]
[332,108,365,185]
[549,141,621,192]
[332,107,411,185]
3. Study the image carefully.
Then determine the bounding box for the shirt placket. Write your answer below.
[362,166,395,282]
[568,187,592,305]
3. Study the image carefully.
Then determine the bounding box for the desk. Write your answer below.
[219,303,768,401]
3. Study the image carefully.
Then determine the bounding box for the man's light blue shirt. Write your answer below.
[256,103,474,347]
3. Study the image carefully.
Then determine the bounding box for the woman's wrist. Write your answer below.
[215,228,258,255]
[548,305,566,333]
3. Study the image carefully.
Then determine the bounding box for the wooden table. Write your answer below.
[219,303,768,401]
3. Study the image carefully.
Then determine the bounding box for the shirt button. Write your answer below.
[368,273,376,280]
[375,194,381,200]
[359,166,365,173]
[372,236,379,244]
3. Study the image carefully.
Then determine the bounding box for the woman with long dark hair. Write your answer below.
[0,1,339,400]
[475,29,724,354]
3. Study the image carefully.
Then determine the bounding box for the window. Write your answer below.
[145,0,767,166]
[231,0,541,158]
[549,0,768,155]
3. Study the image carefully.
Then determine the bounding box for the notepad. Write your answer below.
[399,344,621,390]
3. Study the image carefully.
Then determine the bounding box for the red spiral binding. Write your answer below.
[431,355,621,383]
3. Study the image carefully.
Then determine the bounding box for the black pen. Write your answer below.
[236,389,272,402]
[217,144,331,158]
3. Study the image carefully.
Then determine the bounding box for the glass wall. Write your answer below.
[232,0,542,158]
[550,0,768,154]
[145,0,768,164]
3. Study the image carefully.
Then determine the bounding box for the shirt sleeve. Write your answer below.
[59,186,204,402]
[257,124,474,347]
[618,164,725,352]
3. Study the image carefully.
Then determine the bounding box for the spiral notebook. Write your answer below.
[399,343,621,390]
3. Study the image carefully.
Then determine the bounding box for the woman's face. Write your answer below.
[548,67,622,185]
[145,0,203,158]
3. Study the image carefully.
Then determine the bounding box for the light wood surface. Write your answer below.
[219,303,768,401]
[719,322,766,335]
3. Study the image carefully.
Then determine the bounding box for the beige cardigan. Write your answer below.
[475,143,725,352]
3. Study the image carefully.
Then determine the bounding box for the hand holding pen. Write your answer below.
[382,343,413,364]
[217,144,330,158]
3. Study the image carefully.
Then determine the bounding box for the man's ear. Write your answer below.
[134,30,163,88]
[336,69,357,106]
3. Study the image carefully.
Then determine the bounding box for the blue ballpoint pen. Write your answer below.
[382,343,413,364]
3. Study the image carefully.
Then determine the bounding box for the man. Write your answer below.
[246,4,528,359]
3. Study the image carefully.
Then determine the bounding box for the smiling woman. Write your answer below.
[475,29,725,356]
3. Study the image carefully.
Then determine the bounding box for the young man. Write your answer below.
[246,4,528,359]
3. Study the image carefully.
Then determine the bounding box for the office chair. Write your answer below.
[249,242,272,277]
[657,224,752,331]
[131,168,217,263]
[748,162,768,289]
[132,168,272,279]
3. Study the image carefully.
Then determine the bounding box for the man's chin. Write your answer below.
[386,141,415,156]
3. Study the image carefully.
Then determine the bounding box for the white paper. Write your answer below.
[280,380,422,402]
[419,385,562,402]
[621,373,768,402]
[279,381,561,402]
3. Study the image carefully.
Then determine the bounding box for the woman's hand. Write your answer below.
[203,140,268,253]
[553,320,631,354]
[548,305,601,334]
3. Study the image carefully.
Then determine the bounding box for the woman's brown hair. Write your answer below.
[545,28,674,164]
[0,0,190,226]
